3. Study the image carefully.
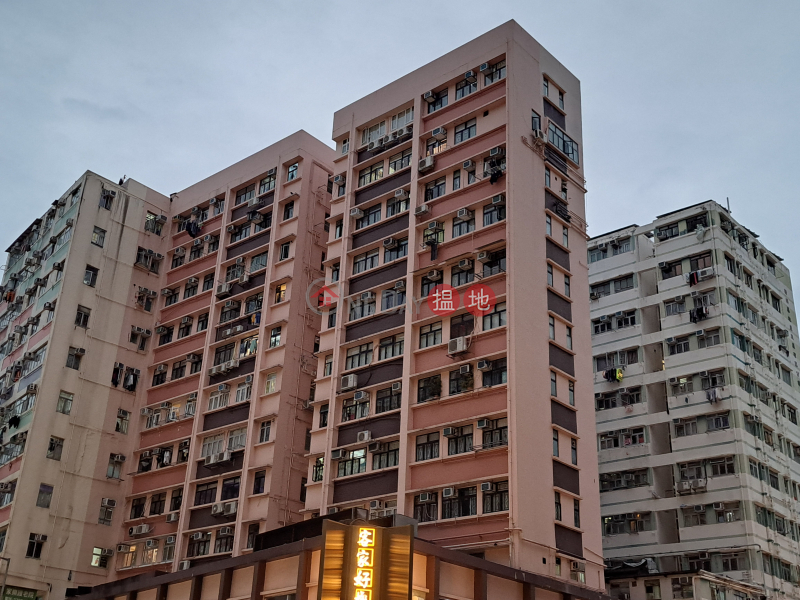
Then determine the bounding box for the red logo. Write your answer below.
[428,284,459,316]
[311,285,339,307]
[464,283,496,316]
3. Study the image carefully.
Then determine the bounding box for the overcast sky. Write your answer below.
[1,1,798,279]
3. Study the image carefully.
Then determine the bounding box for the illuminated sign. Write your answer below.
[319,522,413,600]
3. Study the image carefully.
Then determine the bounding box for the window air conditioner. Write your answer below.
[431,127,446,141]
[341,374,358,391]
[101,498,117,508]
[457,208,473,219]
[394,189,409,201]
[695,330,705,337]
[394,280,405,291]
[427,269,442,281]
[174,247,185,256]
[418,156,435,172]
[597,242,607,250]
[155,364,167,373]
[190,532,207,541]
[166,536,177,545]
[369,499,384,510]
[712,502,724,510]
[361,291,375,301]
[464,70,477,82]
[179,561,192,571]
[219,526,234,537]
[477,419,490,429]
[480,482,495,492]
[330,449,344,460]
[477,251,490,263]
[383,237,397,249]
[427,221,442,231]
[674,295,684,302]
[448,337,467,355]
[489,146,505,157]
[350,207,364,218]
[479,62,491,72]
[140,408,153,416]
[443,427,458,437]
[226,224,237,233]
[333,174,346,185]
[669,377,678,384]
[459,364,471,374]
[418,492,432,502]
[442,487,455,498]
[458,258,473,269]
[699,371,708,377]
[146,540,159,549]
[165,512,179,523]
[356,431,372,443]
[423,90,436,103]
[223,501,238,515]
[354,390,370,401]
[117,544,131,553]
[666,337,675,344]
[414,204,430,216]
[368,442,384,453]
[204,234,213,242]
[477,360,492,371]
[391,381,402,392]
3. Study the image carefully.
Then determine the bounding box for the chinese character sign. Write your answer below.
[427,283,495,317]
[353,528,376,600]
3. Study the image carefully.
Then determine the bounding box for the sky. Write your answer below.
[1,0,799,277]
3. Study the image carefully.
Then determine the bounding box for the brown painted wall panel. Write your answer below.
[188,505,237,530]
[352,214,410,249]
[552,461,580,495]
[332,469,398,504]
[231,193,274,222]
[225,231,271,261]
[551,401,577,434]
[341,358,403,391]
[203,402,251,432]
[210,356,256,385]
[345,311,405,342]
[546,239,570,272]
[355,170,412,205]
[543,100,566,130]
[547,290,572,322]
[195,450,245,479]
[337,413,401,446]
[554,524,583,559]
[549,343,575,376]
[349,260,408,295]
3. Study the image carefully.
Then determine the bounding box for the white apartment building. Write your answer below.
[588,201,800,600]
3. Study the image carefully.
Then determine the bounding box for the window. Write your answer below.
[378,334,404,360]
[554,492,562,520]
[197,312,209,332]
[149,492,166,515]
[345,343,373,369]
[194,482,217,506]
[452,213,475,238]
[374,387,400,414]
[334,219,343,239]
[690,252,712,272]
[56,391,73,414]
[450,313,474,339]
[279,242,291,261]
[665,299,685,316]
[337,448,367,477]
[352,249,379,274]
[238,334,258,359]
[562,226,569,248]
[416,432,440,461]
[221,476,240,501]
[483,202,505,225]
[425,177,446,202]
[482,357,507,387]
[373,441,400,470]
[274,283,287,304]
[456,77,476,99]
[283,201,294,221]
[564,275,570,297]
[532,109,541,132]
[106,455,123,479]
[454,119,476,144]
[482,418,508,449]
[264,373,277,394]
[98,502,113,526]
[449,368,474,395]
[245,292,263,313]
[116,410,130,434]
[184,279,198,299]
[452,169,461,191]
[269,327,281,348]
[447,425,473,454]
[36,484,53,508]
[259,421,271,443]
[483,301,506,330]
[171,251,185,269]
[482,249,506,277]
[91,227,106,247]
[483,480,509,513]
[451,263,474,287]
[427,89,448,113]
[235,184,255,206]
[418,374,442,403]
[26,534,45,559]
[312,458,324,483]
[387,192,409,216]
[419,321,442,348]
[358,162,383,187]
[484,59,506,84]
[259,171,276,194]
[356,204,381,229]
[158,326,174,345]
[543,78,549,96]
[553,429,560,456]
[388,149,412,174]
[442,486,477,519]
[207,235,220,253]
[47,436,64,460]
[558,90,565,110]
[381,288,406,311]
[84,265,98,287]
[709,455,735,476]
[253,470,266,494]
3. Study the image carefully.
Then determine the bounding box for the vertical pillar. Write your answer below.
[251,561,266,600]
[426,557,440,600]
[218,568,233,600]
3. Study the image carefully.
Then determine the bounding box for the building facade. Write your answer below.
[307,20,603,590]
[0,174,171,599]
[589,201,800,599]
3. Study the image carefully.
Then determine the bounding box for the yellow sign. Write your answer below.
[318,521,413,600]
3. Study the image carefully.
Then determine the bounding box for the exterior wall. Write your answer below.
[589,201,800,598]
[114,131,336,576]
[0,173,171,599]
[308,20,603,590]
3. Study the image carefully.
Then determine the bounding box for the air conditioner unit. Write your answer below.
[418,492,432,502]
[31,533,46,542]
[477,419,490,429]
[155,364,167,373]
[457,208,473,219]
[691,479,707,489]
[477,360,492,371]
[442,487,455,498]
[330,449,345,460]
[423,90,436,103]
[174,247,186,256]
[427,221,442,232]
[712,502,724,510]
[140,407,153,416]
[457,258,474,270]
[361,291,375,301]
[479,62,491,72]
[357,431,372,443]
[223,501,238,516]
[599,315,608,322]
[341,374,358,391]
[226,225,237,233]
[695,329,705,337]
[666,337,675,344]
[23,351,36,361]
[427,269,442,281]
[489,146,505,157]
[431,127,447,141]
[464,70,477,83]
[674,295,684,302]
[669,377,678,384]
[477,251,491,263]
[418,156,435,172]
[390,382,402,394]
[350,207,364,218]
[448,337,468,355]
[532,129,546,141]
[462,160,474,170]
[392,280,406,293]
[99,497,116,508]
[0,483,13,492]
[189,392,198,400]
[691,290,700,298]
[190,532,207,541]
[141,450,152,458]
[658,261,668,268]
[165,512,179,523]
[443,427,458,437]
[394,189,409,200]
[698,552,709,559]
[117,544,131,553]
[112,453,126,462]
[693,504,705,513]
[699,371,709,377]
[178,561,192,571]
[354,390,370,401]
[204,234,213,242]
[49,236,58,244]
[146,540,159,549]
[698,267,715,280]
[414,204,430,216]
[211,502,225,516]
[369,499,384,510]
[219,526,234,537]
[383,237,397,249]
[332,174,346,185]
[480,482,495,492]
